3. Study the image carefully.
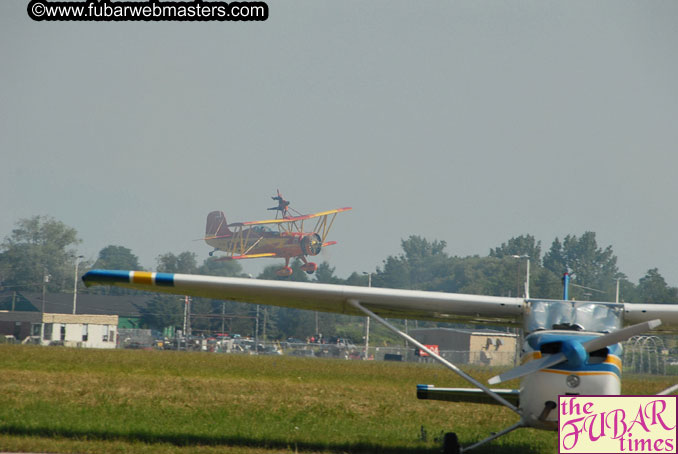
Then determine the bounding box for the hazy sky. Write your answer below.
[2,1,677,287]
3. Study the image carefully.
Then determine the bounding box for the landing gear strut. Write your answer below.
[276,257,294,277]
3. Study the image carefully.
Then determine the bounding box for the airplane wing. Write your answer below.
[623,303,678,327]
[82,270,525,325]
[232,207,352,227]
[81,270,678,328]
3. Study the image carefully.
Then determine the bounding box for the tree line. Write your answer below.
[1,215,677,341]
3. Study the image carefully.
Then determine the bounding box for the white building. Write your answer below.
[39,313,118,349]
[0,310,118,349]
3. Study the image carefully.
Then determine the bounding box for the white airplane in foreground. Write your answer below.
[82,269,678,454]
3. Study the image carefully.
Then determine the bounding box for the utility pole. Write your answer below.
[221,301,225,334]
[255,305,259,355]
[362,272,372,360]
[262,307,267,341]
[182,296,192,347]
[72,255,84,314]
[314,311,319,336]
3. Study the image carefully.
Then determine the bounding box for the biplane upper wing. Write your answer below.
[82,270,678,328]
[83,270,524,325]
[231,207,352,227]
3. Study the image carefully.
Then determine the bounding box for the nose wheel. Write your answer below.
[443,433,460,454]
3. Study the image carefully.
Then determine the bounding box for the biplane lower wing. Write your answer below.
[83,270,525,325]
[218,253,277,260]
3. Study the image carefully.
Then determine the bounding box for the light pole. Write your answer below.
[362,272,372,360]
[40,269,50,341]
[72,255,84,314]
[511,255,530,299]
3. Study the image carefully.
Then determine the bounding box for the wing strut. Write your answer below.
[461,421,524,453]
[347,299,521,415]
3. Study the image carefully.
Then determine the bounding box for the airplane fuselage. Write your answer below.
[207,229,322,259]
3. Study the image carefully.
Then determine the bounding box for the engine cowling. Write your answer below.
[300,233,322,256]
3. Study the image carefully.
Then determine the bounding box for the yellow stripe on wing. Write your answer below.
[131,271,154,285]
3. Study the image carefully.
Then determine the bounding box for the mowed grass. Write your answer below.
[0,345,674,454]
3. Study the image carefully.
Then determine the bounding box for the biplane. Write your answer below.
[82,268,678,454]
[203,191,351,276]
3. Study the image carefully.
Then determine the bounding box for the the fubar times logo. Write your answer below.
[559,396,677,453]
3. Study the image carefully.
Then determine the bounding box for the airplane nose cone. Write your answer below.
[561,340,588,368]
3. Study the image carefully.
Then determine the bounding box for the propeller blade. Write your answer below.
[580,319,661,353]
[488,353,566,385]
[488,319,662,385]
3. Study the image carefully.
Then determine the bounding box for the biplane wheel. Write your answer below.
[443,432,460,454]
[208,251,214,257]
[301,262,318,275]
[276,266,293,277]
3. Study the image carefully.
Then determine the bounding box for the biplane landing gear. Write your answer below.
[443,432,460,454]
[300,262,317,275]
[276,266,294,277]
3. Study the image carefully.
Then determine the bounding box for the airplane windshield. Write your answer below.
[525,300,623,334]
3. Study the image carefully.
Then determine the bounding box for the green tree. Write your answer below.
[375,235,450,289]
[198,257,243,277]
[93,245,141,270]
[157,251,198,274]
[140,295,184,331]
[313,262,341,284]
[542,232,622,299]
[636,268,678,304]
[345,272,369,287]
[490,234,542,262]
[0,216,81,292]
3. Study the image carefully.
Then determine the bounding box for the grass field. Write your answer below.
[0,345,675,454]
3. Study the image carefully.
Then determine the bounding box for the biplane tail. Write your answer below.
[205,211,232,238]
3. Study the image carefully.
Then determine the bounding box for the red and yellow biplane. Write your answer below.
[204,192,351,277]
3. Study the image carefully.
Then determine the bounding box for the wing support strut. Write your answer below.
[461,420,524,453]
[347,299,521,415]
